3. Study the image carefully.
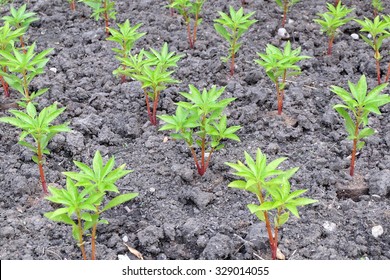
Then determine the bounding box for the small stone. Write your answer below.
[278,28,290,39]
[288,19,295,24]
[122,235,129,243]
[372,225,384,238]
[49,67,57,73]
[351,33,359,40]
[149,187,156,193]
[323,221,337,234]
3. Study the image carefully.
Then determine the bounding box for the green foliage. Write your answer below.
[159,85,240,175]
[331,75,390,152]
[0,43,53,106]
[0,102,70,161]
[45,151,137,259]
[355,16,390,61]
[80,0,116,21]
[372,0,384,14]
[314,1,353,38]
[107,20,146,78]
[254,41,310,114]
[214,6,257,66]
[275,0,300,9]
[2,4,38,33]
[225,149,317,259]
[0,22,24,51]
[168,0,206,48]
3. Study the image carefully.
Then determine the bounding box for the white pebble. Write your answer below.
[323,221,337,233]
[149,187,156,193]
[367,34,372,39]
[118,254,130,260]
[288,19,295,24]
[372,225,383,238]
[278,28,290,39]
[351,33,359,40]
[49,67,57,73]
[122,235,129,242]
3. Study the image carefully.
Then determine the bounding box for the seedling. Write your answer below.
[225,149,317,260]
[122,43,182,125]
[0,22,25,97]
[255,41,310,115]
[314,1,353,55]
[0,102,70,194]
[0,43,53,107]
[331,75,390,176]
[275,0,300,27]
[372,0,384,17]
[355,16,390,85]
[159,85,240,176]
[45,151,138,260]
[80,0,116,36]
[2,4,39,51]
[168,0,206,49]
[383,15,390,82]
[107,20,146,82]
[214,6,257,76]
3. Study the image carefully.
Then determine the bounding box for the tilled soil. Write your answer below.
[0,0,389,260]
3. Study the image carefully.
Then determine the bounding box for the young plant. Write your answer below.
[126,43,182,125]
[68,0,76,11]
[372,0,384,17]
[159,85,240,176]
[80,0,116,36]
[168,0,206,49]
[313,1,353,55]
[383,15,390,83]
[0,22,25,98]
[214,6,257,76]
[0,43,53,107]
[107,20,146,83]
[45,151,138,260]
[255,41,310,115]
[2,4,39,51]
[331,75,390,176]
[275,0,300,27]
[355,16,390,85]
[225,149,317,260]
[0,102,70,194]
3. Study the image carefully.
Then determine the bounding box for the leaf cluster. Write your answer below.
[355,16,390,60]
[80,0,116,22]
[331,75,390,150]
[2,4,38,32]
[0,102,70,163]
[45,151,138,243]
[313,1,354,37]
[159,85,240,152]
[0,43,53,105]
[275,0,300,9]
[372,0,384,14]
[226,149,317,227]
[168,0,206,25]
[255,41,310,88]
[214,6,257,62]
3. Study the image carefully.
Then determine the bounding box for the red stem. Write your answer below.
[327,34,334,55]
[258,187,277,260]
[189,146,202,174]
[151,91,160,125]
[385,62,390,83]
[70,0,76,11]
[186,22,193,48]
[91,220,97,260]
[143,89,153,123]
[334,0,339,6]
[76,211,88,260]
[282,0,288,27]
[37,141,48,194]
[376,59,381,85]
[103,0,109,36]
[192,12,199,48]
[350,113,361,176]
[0,75,9,97]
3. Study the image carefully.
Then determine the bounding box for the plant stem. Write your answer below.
[376,59,381,85]
[0,75,9,98]
[103,0,110,36]
[189,145,202,174]
[37,140,48,194]
[76,211,88,260]
[350,112,361,176]
[327,34,334,55]
[22,70,30,102]
[151,90,160,125]
[385,62,390,83]
[282,0,288,27]
[143,88,153,123]
[186,22,193,49]
[204,148,214,171]
[334,0,339,6]
[19,36,26,53]
[257,184,277,260]
[192,11,199,48]
[230,36,236,76]
[70,0,76,11]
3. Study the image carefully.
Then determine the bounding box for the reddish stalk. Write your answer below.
[151,91,161,125]
[37,141,48,194]
[375,59,381,85]
[281,0,288,27]
[327,34,334,55]
[19,36,26,53]
[76,211,88,260]
[70,0,76,11]
[230,38,236,76]
[258,185,277,260]
[186,23,194,48]
[143,89,153,123]
[192,12,199,48]
[334,0,339,6]
[0,75,9,97]
[276,70,287,115]
[350,112,361,176]
[103,0,110,36]
[385,62,390,83]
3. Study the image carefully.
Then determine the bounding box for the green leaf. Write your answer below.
[102,193,138,212]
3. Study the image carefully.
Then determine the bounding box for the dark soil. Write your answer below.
[0,0,389,260]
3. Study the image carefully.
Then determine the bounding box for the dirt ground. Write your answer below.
[0,0,389,260]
